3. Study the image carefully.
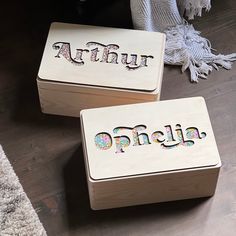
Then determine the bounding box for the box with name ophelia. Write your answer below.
[80,97,221,210]
[37,22,165,117]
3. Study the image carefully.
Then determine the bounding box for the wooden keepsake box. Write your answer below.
[37,22,165,117]
[80,97,221,210]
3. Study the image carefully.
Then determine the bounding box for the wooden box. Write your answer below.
[80,97,221,210]
[37,22,165,117]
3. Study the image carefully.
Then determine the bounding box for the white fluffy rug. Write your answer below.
[0,145,47,236]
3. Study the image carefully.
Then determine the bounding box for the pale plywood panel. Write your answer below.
[81,114,220,210]
[88,166,220,210]
[37,79,159,117]
[37,78,160,98]
[81,97,221,180]
[38,22,165,92]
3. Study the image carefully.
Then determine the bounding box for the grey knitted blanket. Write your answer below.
[0,146,47,236]
[130,0,236,82]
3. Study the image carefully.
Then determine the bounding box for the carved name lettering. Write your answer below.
[52,41,154,70]
[94,124,207,154]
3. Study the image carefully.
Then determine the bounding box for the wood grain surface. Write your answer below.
[81,97,220,179]
[0,0,236,235]
[38,22,165,91]
[37,22,165,117]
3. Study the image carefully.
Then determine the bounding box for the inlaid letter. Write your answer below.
[87,42,119,64]
[132,125,151,146]
[151,131,165,143]
[52,42,85,66]
[101,44,119,64]
[162,125,206,149]
[74,49,89,64]
[121,54,138,70]
[95,132,112,150]
[114,136,131,153]
[121,54,154,70]
[161,125,180,149]
[175,124,194,147]
[113,127,132,153]
[185,127,206,140]
[140,55,154,67]
[90,48,100,62]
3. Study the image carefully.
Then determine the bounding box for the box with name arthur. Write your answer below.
[80,97,221,210]
[37,22,165,117]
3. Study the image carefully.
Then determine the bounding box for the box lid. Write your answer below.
[38,22,165,92]
[81,97,221,180]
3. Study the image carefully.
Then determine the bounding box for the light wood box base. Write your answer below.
[37,22,165,117]
[37,78,160,117]
[86,165,220,210]
[80,97,221,210]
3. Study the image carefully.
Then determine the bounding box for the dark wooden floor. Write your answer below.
[0,0,236,235]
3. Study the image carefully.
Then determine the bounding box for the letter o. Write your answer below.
[95,132,112,150]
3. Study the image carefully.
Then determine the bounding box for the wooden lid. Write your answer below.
[81,97,221,180]
[38,22,165,92]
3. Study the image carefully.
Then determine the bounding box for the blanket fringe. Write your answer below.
[177,0,211,19]
[164,24,236,82]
